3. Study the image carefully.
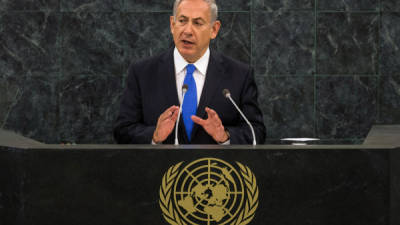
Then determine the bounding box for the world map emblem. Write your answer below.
[159,158,259,225]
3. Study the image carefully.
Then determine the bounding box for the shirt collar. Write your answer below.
[173,47,210,76]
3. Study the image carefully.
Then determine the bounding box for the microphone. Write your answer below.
[223,89,257,146]
[175,84,188,145]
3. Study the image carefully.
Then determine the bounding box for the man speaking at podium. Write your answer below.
[114,0,266,144]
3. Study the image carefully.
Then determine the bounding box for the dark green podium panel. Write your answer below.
[0,144,395,225]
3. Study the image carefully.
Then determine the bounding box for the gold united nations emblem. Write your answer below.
[159,158,259,225]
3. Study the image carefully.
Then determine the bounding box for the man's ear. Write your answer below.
[170,16,175,34]
[211,20,221,39]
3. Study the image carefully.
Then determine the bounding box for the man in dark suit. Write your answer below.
[114,0,266,144]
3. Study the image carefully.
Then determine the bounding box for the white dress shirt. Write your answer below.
[174,47,209,105]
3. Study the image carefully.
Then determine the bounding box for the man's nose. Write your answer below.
[183,22,194,35]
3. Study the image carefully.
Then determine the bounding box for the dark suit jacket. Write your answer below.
[114,48,266,144]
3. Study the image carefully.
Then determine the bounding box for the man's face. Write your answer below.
[170,0,221,63]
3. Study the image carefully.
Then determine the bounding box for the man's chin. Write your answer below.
[178,47,195,54]
[178,49,198,62]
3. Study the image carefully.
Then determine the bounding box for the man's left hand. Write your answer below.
[191,107,229,143]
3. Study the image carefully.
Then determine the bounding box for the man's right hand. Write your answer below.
[152,105,180,143]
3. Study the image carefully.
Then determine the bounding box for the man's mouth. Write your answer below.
[182,40,194,45]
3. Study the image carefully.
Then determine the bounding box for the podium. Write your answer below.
[1,126,399,225]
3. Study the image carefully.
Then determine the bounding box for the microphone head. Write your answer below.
[222,89,231,98]
[182,84,188,93]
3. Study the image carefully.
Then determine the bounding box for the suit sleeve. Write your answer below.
[225,68,266,144]
[113,64,155,144]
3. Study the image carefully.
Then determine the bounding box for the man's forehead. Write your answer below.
[176,0,211,19]
[177,14,207,21]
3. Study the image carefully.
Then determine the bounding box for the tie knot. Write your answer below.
[186,64,196,74]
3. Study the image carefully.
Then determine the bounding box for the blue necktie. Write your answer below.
[182,64,197,141]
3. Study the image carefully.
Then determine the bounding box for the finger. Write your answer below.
[169,106,179,118]
[167,105,179,114]
[205,107,222,124]
[160,105,178,120]
[191,115,206,125]
[205,107,218,119]
[170,108,179,122]
[170,105,179,112]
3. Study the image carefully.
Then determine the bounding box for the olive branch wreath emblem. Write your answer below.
[159,160,259,225]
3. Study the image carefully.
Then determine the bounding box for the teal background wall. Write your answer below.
[0,0,399,144]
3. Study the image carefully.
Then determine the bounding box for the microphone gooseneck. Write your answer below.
[175,84,188,145]
[222,89,257,146]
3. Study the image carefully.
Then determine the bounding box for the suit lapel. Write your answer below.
[191,50,226,138]
[159,48,180,107]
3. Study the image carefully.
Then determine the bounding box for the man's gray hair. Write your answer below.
[173,0,218,23]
